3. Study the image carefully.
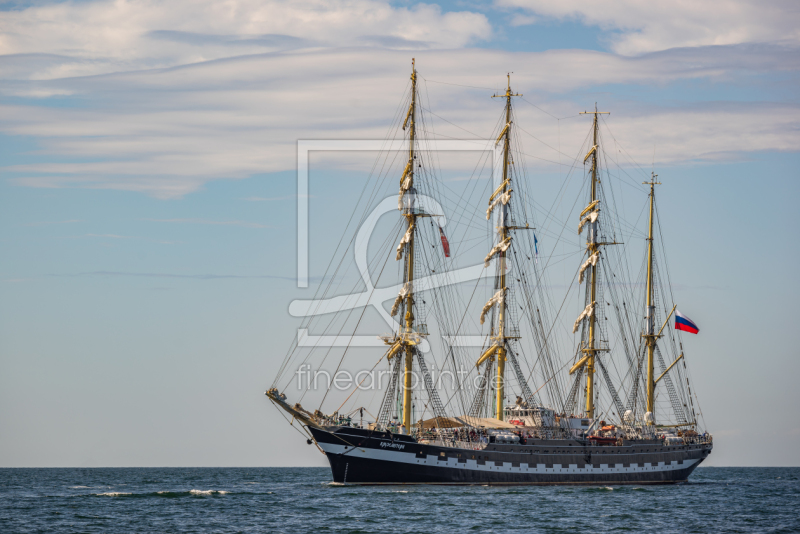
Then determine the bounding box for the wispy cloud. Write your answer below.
[21,219,83,226]
[52,271,297,281]
[84,233,134,239]
[509,14,537,28]
[3,45,797,197]
[496,0,800,55]
[62,233,177,244]
[0,0,491,79]
[242,195,312,201]
[0,2,797,199]
[447,176,489,182]
[143,218,270,228]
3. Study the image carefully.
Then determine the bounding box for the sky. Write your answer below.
[0,0,798,467]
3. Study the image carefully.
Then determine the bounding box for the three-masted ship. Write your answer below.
[267,60,712,484]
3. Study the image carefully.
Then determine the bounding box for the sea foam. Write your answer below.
[190,489,228,495]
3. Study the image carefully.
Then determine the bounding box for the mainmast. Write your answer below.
[573,105,608,420]
[643,173,661,420]
[476,75,520,421]
[401,59,418,431]
[494,75,513,421]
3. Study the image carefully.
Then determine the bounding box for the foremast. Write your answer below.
[476,75,520,421]
[385,59,420,432]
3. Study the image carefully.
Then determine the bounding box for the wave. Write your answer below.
[89,489,230,498]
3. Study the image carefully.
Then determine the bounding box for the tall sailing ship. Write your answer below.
[267,60,712,484]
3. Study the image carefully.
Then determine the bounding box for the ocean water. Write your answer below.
[1,467,797,533]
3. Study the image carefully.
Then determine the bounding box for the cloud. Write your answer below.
[60,233,177,244]
[1,45,798,198]
[51,270,296,280]
[84,233,133,239]
[143,218,269,228]
[0,2,797,199]
[447,176,489,182]
[509,14,537,28]
[243,195,312,201]
[21,219,83,226]
[0,0,491,79]
[496,0,800,54]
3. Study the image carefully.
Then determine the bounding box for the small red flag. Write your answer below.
[438,226,451,258]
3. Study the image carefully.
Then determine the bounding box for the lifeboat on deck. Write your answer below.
[588,435,617,445]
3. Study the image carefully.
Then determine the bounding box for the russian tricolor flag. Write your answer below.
[675,310,699,334]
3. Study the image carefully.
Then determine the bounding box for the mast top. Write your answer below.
[643,172,661,188]
[492,73,522,99]
[580,103,610,115]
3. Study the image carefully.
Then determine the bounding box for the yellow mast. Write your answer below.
[578,105,608,420]
[490,75,520,420]
[643,172,661,418]
[401,59,417,431]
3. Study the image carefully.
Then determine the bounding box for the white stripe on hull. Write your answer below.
[318,442,699,476]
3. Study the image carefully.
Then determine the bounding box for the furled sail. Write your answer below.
[578,251,599,284]
[484,236,512,267]
[480,289,506,324]
[392,282,411,317]
[583,144,597,163]
[496,123,510,145]
[397,159,413,210]
[486,189,512,220]
[395,222,415,260]
[475,343,500,367]
[578,208,599,235]
[390,282,412,317]
[573,301,596,333]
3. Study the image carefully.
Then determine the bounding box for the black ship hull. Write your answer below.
[309,426,712,485]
